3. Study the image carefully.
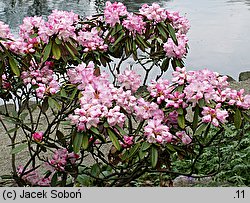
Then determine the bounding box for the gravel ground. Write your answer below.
[0,78,250,186]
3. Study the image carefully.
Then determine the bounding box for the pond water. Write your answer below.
[0,0,250,79]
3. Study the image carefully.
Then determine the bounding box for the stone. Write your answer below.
[239,71,250,81]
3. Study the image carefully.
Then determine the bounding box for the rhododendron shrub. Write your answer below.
[0,2,249,187]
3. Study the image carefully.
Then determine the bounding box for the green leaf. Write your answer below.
[107,128,121,151]
[167,24,178,45]
[151,146,158,168]
[242,113,250,123]
[234,108,242,129]
[192,105,200,131]
[178,114,185,129]
[136,35,150,48]
[52,42,61,60]
[65,43,77,60]
[139,150,147,160]
[9,57,20,76]
[42,40,52,62]
[166,143,176,152]
[51,173,58,187]
[42,97,49,113]
[82,132,89,150]
[77,174,91,186]
[11,143,28,155]
[6,127,20,134]
[157,24,168,40]
[177,108,184,115]
[103,122,109,128]
[56,130,66,146]
[221,124,234,134]
[112,34,124,48]
[141,142,151,151]
[55,37,62,45]
[73,132,83,153]
[48,97,60,110]
[194,123,209,136]
[20,112,28,121]
[128,143,140,159]
[115,125,127,136]
[198,99,205,108]
[121,151,129,161]
[161,58,170,72]
[91,163,101,178]
[89,127,100,135]
[60,88,67,98]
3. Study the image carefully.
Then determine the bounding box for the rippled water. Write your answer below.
[0,0,250,79]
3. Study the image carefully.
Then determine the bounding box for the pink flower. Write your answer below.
[117,69,141,93]
[114,89,137,114]
[107,106,126,127]
[163,33,188,59]
[120,136,134,148]
[77,28,108,52]
[139,3,167,23]
[172,67,188,85]
[39,10,78,42]
[122,13,146,35]
[176,131,192,145]
[224,88,250,109]
[144,119,172,144]
[165,91,187,108]
[1,74,11,89]
[0,21,13,39]
[166,11,190,34]
[201,103,228,127]
[48,79,60,95]
[48,148,78,172]
[134,98,162,121]
[32,131,44,142]
[165,110,178,127]
[36,83,46,99]
[147,79,172,104]
[104,1,128,26]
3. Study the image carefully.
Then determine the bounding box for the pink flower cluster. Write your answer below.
[1,74,11,89]
[148,67,250,129]
[77,28,108,52]
[166,11,190,34]
[134,98,163,121]
[175,131,192,145]
[120,135,134,148]
[68,62,127,131]
[147,79,172,104]
[39,10,78,42]
[222,88,250,109]
[3,10,78,54]
[139,3,167,23]
[0,21,13,39]
[21,61,60,99]
[122,13,146,35]
[32,131,44,142]
[47,148,79,172]
[104,1,128,26]
[17,165,51,186]
[201,103,228,127]
[117,69,141,93]
[163,33,188,58]
[144,119,173,144]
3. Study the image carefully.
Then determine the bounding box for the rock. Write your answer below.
[225,75,236,82]
[239,71,250,81]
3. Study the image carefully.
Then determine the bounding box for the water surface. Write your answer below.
[0,0,250,79]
